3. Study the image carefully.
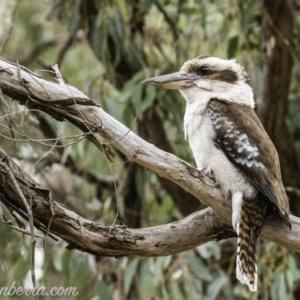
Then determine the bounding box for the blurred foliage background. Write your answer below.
[0,0,300,299]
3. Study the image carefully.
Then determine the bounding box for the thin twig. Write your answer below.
[0,108,92,147]
[0,199,44,239]
[0,160,36,288]
[52,64,65,85]
[29,195,36,291]
[0,87,15,150]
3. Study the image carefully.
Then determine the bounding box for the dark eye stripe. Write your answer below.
[211,70,238,83]
[188,62,240,84]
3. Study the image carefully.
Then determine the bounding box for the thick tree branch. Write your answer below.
[0,59,299,255]
[0,151,233,256]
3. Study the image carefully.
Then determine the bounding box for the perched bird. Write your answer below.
[142,56,290,291]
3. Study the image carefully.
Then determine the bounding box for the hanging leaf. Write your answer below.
[124,258,139,295]
[227,36,239,59]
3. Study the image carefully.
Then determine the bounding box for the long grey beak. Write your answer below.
[141,72,195,90]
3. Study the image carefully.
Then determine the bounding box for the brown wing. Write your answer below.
[207,99,290,222]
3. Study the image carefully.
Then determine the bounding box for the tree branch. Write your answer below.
[0,151,233,256]
[0,59,299,256]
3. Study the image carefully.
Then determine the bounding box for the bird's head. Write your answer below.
[142,55,254,108]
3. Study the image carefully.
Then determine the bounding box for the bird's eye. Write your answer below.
[196,66,210,76]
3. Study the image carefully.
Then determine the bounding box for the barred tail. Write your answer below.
[236,197,268,292]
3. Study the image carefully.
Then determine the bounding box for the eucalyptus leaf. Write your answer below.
[271,273,289,300]
[204,275,226,300]
[186,253,213,282]
[52,248,64,272]
[227,36,239,59]
[196,241,221,260]
[140,84,156,113]
[124,258,139,295]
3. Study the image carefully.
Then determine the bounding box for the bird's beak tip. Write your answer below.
[141,77,161,87]
[141,72,193,89]
[140,78,150,85]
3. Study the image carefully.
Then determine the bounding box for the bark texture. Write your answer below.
[257,0,300,215]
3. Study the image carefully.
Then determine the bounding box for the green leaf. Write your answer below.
[120,81,135,103]
[8,255,28,286]
[131,84,143,108]
[171,280,185,300]
[163,255,172,268]
[67,0,81,34]
[196,241,221,260]
[122,105,135,127]
[86,198,101,211]
[139,0,156,13]
[124,258,139,295]
[140,84,156,113]
[227,36,239,58]
[46,2,60,20]
[97,281,113,300]
[271,273,288,300]
[186,252,213,282]
[286,255,300,288]
[204,275,226,300]
[68,253,89,285]
[89,296,100,300]
[140,260,157,298]
[52,248,64,272]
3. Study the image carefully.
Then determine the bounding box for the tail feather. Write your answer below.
[236,197,268,291]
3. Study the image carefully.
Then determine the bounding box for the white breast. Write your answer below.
[183,99,256,199]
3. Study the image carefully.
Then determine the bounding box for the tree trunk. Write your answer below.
[257,0,300,216]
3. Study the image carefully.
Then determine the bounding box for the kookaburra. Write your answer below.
[142,55,290,292]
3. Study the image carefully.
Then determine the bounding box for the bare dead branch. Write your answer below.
[0,158,37,288]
